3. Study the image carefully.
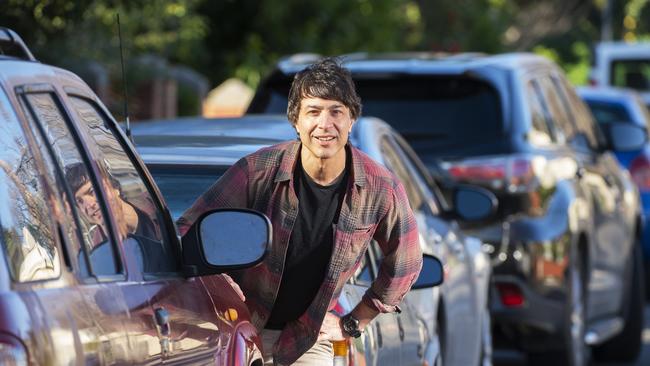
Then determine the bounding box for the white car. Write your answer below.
[590,41,650,108]
[131,115,495,366]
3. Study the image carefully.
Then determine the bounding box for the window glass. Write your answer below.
[583,100,632,125]
[610,59,650,90]
[0,89,60,282]
[68,96,177,273]
[553,76,601,149]
[147,165,226,221]
[23,93,118,276]
[526,81,555,146]
[392,136,444,214]
[380,138,425,213]
[538,77,575,143]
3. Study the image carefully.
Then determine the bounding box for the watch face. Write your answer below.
[343,315,361,338]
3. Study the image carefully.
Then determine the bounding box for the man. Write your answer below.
[177,58,422,366]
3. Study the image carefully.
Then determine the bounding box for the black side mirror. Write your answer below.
[412,254,444,289]
[182,208,271,276]
[453,185,498,221]
[600,121,647,151]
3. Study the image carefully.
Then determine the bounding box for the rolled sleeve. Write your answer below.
[363,180,423,313]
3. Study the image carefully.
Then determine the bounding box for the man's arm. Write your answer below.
[176,157,250,235]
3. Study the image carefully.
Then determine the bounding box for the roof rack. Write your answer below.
[0,27,36,61]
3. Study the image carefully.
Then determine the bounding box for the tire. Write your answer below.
[592,241,645,362]
[528,250,589,366]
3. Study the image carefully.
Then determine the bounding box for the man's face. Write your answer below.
[74,181,103,225]
[295,97,354,162]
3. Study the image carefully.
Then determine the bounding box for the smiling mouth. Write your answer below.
[314,136,335,141]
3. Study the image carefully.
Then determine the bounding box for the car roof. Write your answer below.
[133,114,382,166]
[276,52,555,76]
[576,86,641,102]
[133,114,295,166]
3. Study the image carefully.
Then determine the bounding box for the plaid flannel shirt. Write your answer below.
[177,140,422,365]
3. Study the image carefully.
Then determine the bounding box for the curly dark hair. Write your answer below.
[287,57,362,125]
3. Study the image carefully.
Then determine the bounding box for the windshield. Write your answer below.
[610,59,650,91]
[254,76,502,155]
[148,166,226,220]
[583,100,633,125]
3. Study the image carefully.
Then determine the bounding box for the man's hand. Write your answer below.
[318,312,348,341]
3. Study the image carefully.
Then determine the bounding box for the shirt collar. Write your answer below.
[274,140,367,188]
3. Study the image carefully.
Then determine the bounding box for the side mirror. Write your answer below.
[600,122,647,151]
[411,254,444,289]
[182,208,271,276]
[453,185,498,221]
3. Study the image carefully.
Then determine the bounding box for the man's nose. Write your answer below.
[316,113,334,129]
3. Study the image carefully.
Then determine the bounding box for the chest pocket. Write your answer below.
[344,225,375,269]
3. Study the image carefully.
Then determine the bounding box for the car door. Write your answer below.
[552,76,635,318]
[64,92,226,364]
[15,86,140,363]
[389,134,482,365]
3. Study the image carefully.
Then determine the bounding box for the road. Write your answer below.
[493,306,650,366]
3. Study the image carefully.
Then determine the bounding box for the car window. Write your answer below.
[583,100,632,125]
[610,59,650,90]
[380,137,426,213]
[147,165,226,221]
[20,92,120,277]
[0,88,62,282]
[391,135,443,215]
[553,76,602,149]
[537,77,576,144]
[526,81,556,146]
[67,96,178,274]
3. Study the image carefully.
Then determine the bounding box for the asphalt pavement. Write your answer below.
[493,306,650,366]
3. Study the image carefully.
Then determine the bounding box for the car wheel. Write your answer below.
[592,241,644,362]
[529,251,589,366]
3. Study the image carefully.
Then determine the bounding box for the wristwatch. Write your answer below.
[341,313,362,338]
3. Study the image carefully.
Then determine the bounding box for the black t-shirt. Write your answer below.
[266,156,349,329]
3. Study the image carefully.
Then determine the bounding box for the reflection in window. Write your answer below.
[68,97,177,273]
[24,93,119,276]
[0,89,60,281]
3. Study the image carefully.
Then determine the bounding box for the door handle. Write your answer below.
[155,307,171,355]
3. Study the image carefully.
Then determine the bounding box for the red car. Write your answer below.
[0,27,267,365]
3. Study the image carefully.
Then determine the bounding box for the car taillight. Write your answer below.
[0,334,27,366]
[496,283,525,307]
[442,155,542,193]
[630,154,650,192]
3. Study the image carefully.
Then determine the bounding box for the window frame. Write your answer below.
[16,84,126,282]
[64,90,183,278]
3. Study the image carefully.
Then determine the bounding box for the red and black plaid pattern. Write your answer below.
[177,141,422,365]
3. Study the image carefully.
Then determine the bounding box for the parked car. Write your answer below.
[589,41,650,108]
[248,52,645,365]
[577,86,650,290]
[0,27,268,365]
[131,114,495,366]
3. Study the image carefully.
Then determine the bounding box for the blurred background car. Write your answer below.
[248,52,645,366]
[130,114,496,366]
[0,27,267,365]
[578,86,650,294]
[589,42,650,109]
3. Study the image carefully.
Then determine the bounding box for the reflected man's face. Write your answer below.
[74,181,103,225]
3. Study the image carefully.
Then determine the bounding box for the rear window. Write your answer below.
[147,165,225,220]
[254,76,502,155]
[610,59,650,91]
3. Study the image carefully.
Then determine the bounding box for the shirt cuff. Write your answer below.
[361,292,402,314]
